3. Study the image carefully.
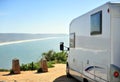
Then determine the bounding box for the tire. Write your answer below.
[66,63,71,77]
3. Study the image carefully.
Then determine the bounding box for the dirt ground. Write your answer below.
[0,64,79,82]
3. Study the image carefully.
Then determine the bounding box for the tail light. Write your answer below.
[114,71,119,78]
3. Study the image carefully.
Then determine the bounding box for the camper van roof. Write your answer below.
[70,2,120,26]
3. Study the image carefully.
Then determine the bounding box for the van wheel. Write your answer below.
[83,78,88,82]
[66,64,71,77]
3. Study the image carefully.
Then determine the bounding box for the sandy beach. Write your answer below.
[0,37,58,46]
[0,64,78,82]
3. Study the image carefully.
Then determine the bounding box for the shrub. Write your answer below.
[20,64,28,71]
[20,50,67,71]
[20,62,40,71]
[47,61,54,68]
[42,50,67,63]
[0,69,9,72]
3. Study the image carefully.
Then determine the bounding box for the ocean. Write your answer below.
[0,37,69,69]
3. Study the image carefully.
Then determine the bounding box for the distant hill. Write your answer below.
[0,33,68,43]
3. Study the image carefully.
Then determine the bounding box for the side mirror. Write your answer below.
[60,42,64,51]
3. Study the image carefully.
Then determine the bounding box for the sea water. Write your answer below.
[0,37,69,69]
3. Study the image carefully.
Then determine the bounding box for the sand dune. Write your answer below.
[0,37,58,46]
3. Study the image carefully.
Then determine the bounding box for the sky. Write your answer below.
[0,0,120,34]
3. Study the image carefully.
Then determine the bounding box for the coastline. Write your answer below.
[0,37,59,46]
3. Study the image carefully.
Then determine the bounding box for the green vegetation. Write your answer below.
[42,50,67,63]
[20,50,67,71]
[20,62,39,71]
[0,69,9,72]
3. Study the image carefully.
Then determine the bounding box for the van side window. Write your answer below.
[70,33,75,48]
[91,11,102,35]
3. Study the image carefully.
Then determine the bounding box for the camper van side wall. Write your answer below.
[68,2,120,82]
[110,3,120,81]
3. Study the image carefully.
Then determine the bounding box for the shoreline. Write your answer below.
[0,37,59,46]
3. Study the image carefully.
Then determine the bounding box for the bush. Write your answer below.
[0,69,9,72]
[47,61,54,68]
[20,62,39,71]
[54,51,67,63]
[42,50,55,61]
[20,50,67,71]
[20,64,28,71]
[42,50,67,63]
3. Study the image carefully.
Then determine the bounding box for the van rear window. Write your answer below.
[91,11,102,35]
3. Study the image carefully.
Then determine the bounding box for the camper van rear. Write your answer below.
[67,2,120,82]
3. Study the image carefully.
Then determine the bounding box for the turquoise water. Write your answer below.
[0,37,69,69]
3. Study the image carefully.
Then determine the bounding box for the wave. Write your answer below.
[0,37,59,46]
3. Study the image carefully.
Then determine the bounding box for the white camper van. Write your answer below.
[60,2,120,82]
